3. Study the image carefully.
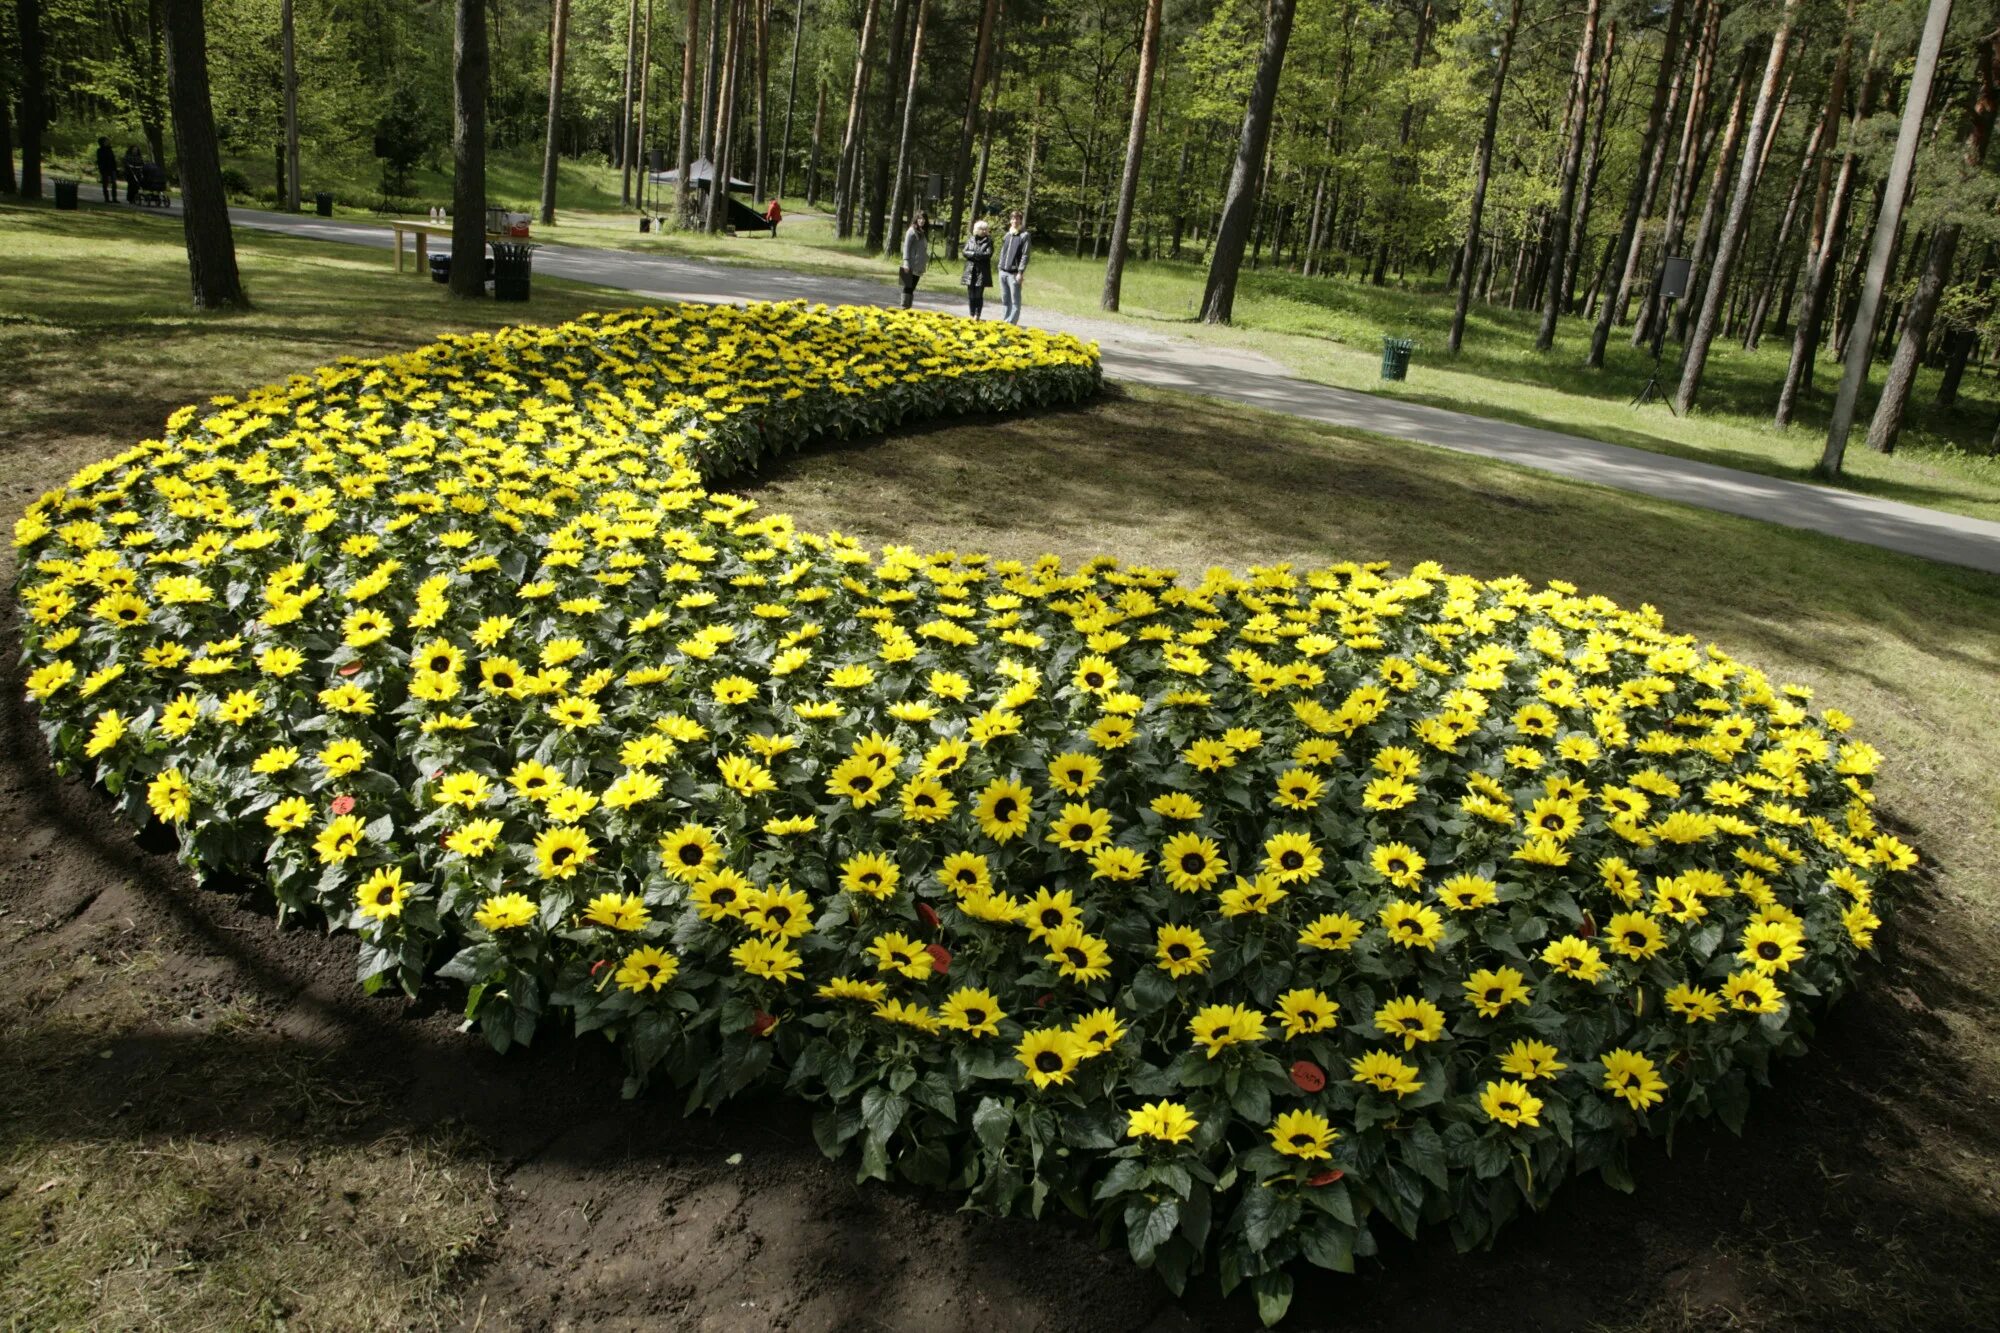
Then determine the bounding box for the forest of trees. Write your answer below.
[4,0,1996,469]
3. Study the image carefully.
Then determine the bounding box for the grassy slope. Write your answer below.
[2,202,1997,1329]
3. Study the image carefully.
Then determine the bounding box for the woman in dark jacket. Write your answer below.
[960,220,994,319]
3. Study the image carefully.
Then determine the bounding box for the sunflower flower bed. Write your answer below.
[13,300,1911,1323]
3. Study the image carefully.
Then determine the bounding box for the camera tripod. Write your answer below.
[1630,299,1681,416]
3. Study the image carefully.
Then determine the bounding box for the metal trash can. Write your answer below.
[315,192,334,217]
[491,242,533,302]
[639,216,652,233]
[1380,336,1415,381]
[53,178,79,210]
[428,252,452,284]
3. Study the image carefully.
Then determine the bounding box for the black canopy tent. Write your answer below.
[649,159,769,232]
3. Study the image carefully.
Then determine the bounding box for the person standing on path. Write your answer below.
[764,198,782,237]
[998,212,1031,324]
[961,219,994,320]
[95,138,119,203]
[898,212,929,309]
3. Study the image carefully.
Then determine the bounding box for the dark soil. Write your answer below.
[6,392,2000,1332]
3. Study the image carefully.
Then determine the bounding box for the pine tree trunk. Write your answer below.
[540,0,571,224]
[1449,0,1523,354]
[1742,107,1824,348]
[832,0,881,238]
[1564,18,1617,312]
[1673,46,1753,344]
[971,43,999,221]
[1102,0,1163,311]
[1372,0,1433,286]
[864,0,909,248]
[698,0,722,155]
[946,0,1001,251]
[675,0,697,222]
[281,0,299,211]
[777,0,803,198]
[1777,38,1878,426]
[1200,0,1297,323]
[751,0,768,201]
[1588,0,1687,366]
[619,0,638,202]
[1865,27,1997,452]
[634,0,655,207]
[15,0,45,200]
[885,0,928,252]
[163,0,245,307]
[1633,0,1718,347]
[805,77,824,205]
[705,0,741,232]
[1534,0,1599,350]
[1820,0,1952,477]
[448,0,487,298]
[1675,0,1797,413]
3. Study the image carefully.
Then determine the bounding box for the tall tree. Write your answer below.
[778,0,804,198]
[752,0,769,202]
[704,0,741,232]
[1819,0,1954,477]
[1536,0,1601,350]
[677,0,699,222]
[1587,0,1687,366]
[15,0,44,201]
[1777,26,1874,426]
[1372,0,1435,286]
[280,0,299,211]
[1200,0,1298,324]
[619,0,640,204]
[945,0,1001,249]
[540,0,572,224]
[885,0,928,252]
[1865,27,1998,452]
[635,0,655,207]
[450,0,488,299]
[1450,0,1524,355]
[832,0,881,238]
[162,0,245,308]
[1674,0,1799,414]
[1632,0,1719,347]
[1102,0,1164,311]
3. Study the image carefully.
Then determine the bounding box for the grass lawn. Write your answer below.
[4,201,1999,1329]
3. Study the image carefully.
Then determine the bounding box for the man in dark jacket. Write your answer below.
[998,211,1031,324]
[95,138,119,203]
[960,220,994,319]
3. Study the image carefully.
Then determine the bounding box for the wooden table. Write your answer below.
[389,221,516,275]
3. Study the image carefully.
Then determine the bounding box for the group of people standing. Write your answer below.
[94,135,160,203]
[897,210,1031,324]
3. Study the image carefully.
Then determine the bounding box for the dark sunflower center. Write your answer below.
[1069,824,1091,841]
[766,906,790,924]
[1281,852,1303,870]
[860,871,881,886]
[1167,944,1190,961]
[1625,931,1648,947]
[1180,853,1206,874]
[963,1008,986,1026]
[1289,1133,1316,1147]
[1485,988,1504,1003]
[713,887,736,905]
[1758,942,1780,959]
[1040,909,1062,928]
[1035,1052,1063,1072]
[552,847,574,864]
[1063,947,1088,967]
[994,798,1017,820]
[851,775,873,792]
[678,845,704,865]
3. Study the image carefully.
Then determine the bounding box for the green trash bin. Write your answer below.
[1381,336,1415,381]
[52,178,79,210]
[315,192,334,217]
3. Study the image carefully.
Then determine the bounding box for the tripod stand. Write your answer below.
[1630,296,1680,415]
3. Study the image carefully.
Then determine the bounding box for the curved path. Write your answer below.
[85,196,2000,574]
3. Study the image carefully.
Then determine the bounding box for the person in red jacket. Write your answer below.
[764,199,782,237]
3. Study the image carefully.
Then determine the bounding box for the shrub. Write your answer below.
[11,301,1909,1323]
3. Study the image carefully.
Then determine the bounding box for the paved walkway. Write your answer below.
[55,192,2000,575]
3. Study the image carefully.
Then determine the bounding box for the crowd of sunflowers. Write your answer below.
[12,300,1912,1323]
